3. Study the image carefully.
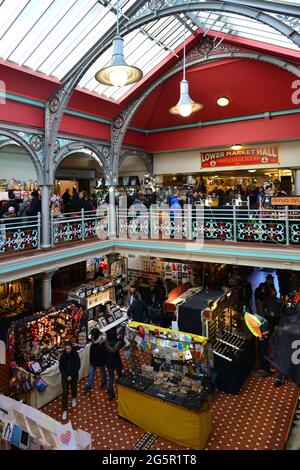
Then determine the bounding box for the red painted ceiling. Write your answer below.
[131,58,299,129]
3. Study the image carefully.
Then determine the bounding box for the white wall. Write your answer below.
[0,145,36,181]
[154,141,300,175]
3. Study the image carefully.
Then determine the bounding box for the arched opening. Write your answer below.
[118,153,150,188]
[0,138,40,216]
[54,148,106,212]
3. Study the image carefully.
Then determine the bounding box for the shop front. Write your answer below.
[153,142,299,207]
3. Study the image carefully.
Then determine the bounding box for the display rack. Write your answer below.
[203,302,255,394]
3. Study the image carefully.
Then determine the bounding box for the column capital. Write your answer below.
[42,269,58,281]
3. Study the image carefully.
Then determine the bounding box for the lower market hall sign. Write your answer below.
[200,146,279,168]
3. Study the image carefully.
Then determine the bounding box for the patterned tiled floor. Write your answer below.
[42,370,299,450]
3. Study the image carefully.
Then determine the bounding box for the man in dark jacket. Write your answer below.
[139,278,153,307]
[148,302,162,326]
[71,191,84,212]
[59,341,81,420]
[2,190,19,215]
[62,188,71,212]
[84,328,107,393]
[26,190,41,216]
[128,293,147,322]
[104,328,124,400]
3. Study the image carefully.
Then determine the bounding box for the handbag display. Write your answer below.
[34,377,48,393]
[16,374,34,394]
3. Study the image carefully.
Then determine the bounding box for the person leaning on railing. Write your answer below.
[26,190,41,216]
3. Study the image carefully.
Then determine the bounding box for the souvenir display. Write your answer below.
[122,321,212,404]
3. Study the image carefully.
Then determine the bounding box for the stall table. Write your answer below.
[118,384,211,450]
[17,344,90,409]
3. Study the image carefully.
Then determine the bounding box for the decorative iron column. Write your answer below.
[42,269,57,309]
[294,169,300,195]
[41,185,52,248]
[108,185,117,239]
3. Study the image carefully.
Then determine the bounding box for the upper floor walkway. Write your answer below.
[1,205,300,281]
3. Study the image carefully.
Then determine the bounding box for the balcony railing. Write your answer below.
[51,208,109,246]
[1,205,300,260]
[0,214,40,256]
[116,205,300,246]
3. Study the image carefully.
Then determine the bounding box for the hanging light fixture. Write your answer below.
[95,0,143,87]
[169,29,203,117]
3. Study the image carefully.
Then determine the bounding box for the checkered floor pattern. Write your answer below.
[42,370,299,450]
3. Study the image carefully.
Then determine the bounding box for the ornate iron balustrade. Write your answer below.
[51,209,109,246]
[117,205,300,246]
[0,214,40,256]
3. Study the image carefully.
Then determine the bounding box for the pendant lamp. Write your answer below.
[169,29,203,117]
[95,0,143,87]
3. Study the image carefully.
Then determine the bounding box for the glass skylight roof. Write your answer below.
[0,0,299,102]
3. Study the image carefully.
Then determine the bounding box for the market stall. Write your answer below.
[68,277,128,337]
[118,321,213,449]
[8,302,90,408]
[165,285,255,394]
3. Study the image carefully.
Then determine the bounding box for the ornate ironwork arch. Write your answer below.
[52,141,110,183]
[119,149,153,177]
[111,50,300,176]
[0,129,44,184]
[44,0,300,181]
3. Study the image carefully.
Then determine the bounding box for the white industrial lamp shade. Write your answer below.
[95,35,143,87]
[169,79,203,117]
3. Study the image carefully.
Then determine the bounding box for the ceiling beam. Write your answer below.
[223,0,300,18]
[139,28,179,57]
[175,14,197,36]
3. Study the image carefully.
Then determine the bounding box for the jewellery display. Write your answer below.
[8,302,86,374]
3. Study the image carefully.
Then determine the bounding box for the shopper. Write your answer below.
[104,328,124,401]
[2,189,19,215]
[153,278,167,305]
[26,190,41,216]
[84,328,107,393]
[254,282,268,315]
[239,279,253,312]
[128,293,147,322]
[62,188,71,212]
[18,195,31,217]
[71,191,84,212]
[126,285,141,307]
[264,287,281,334]
[3,206,17,232]
[59,341,81,420]
[148,302,163,326]
[83,193,94,211]
[139,278,153,307]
